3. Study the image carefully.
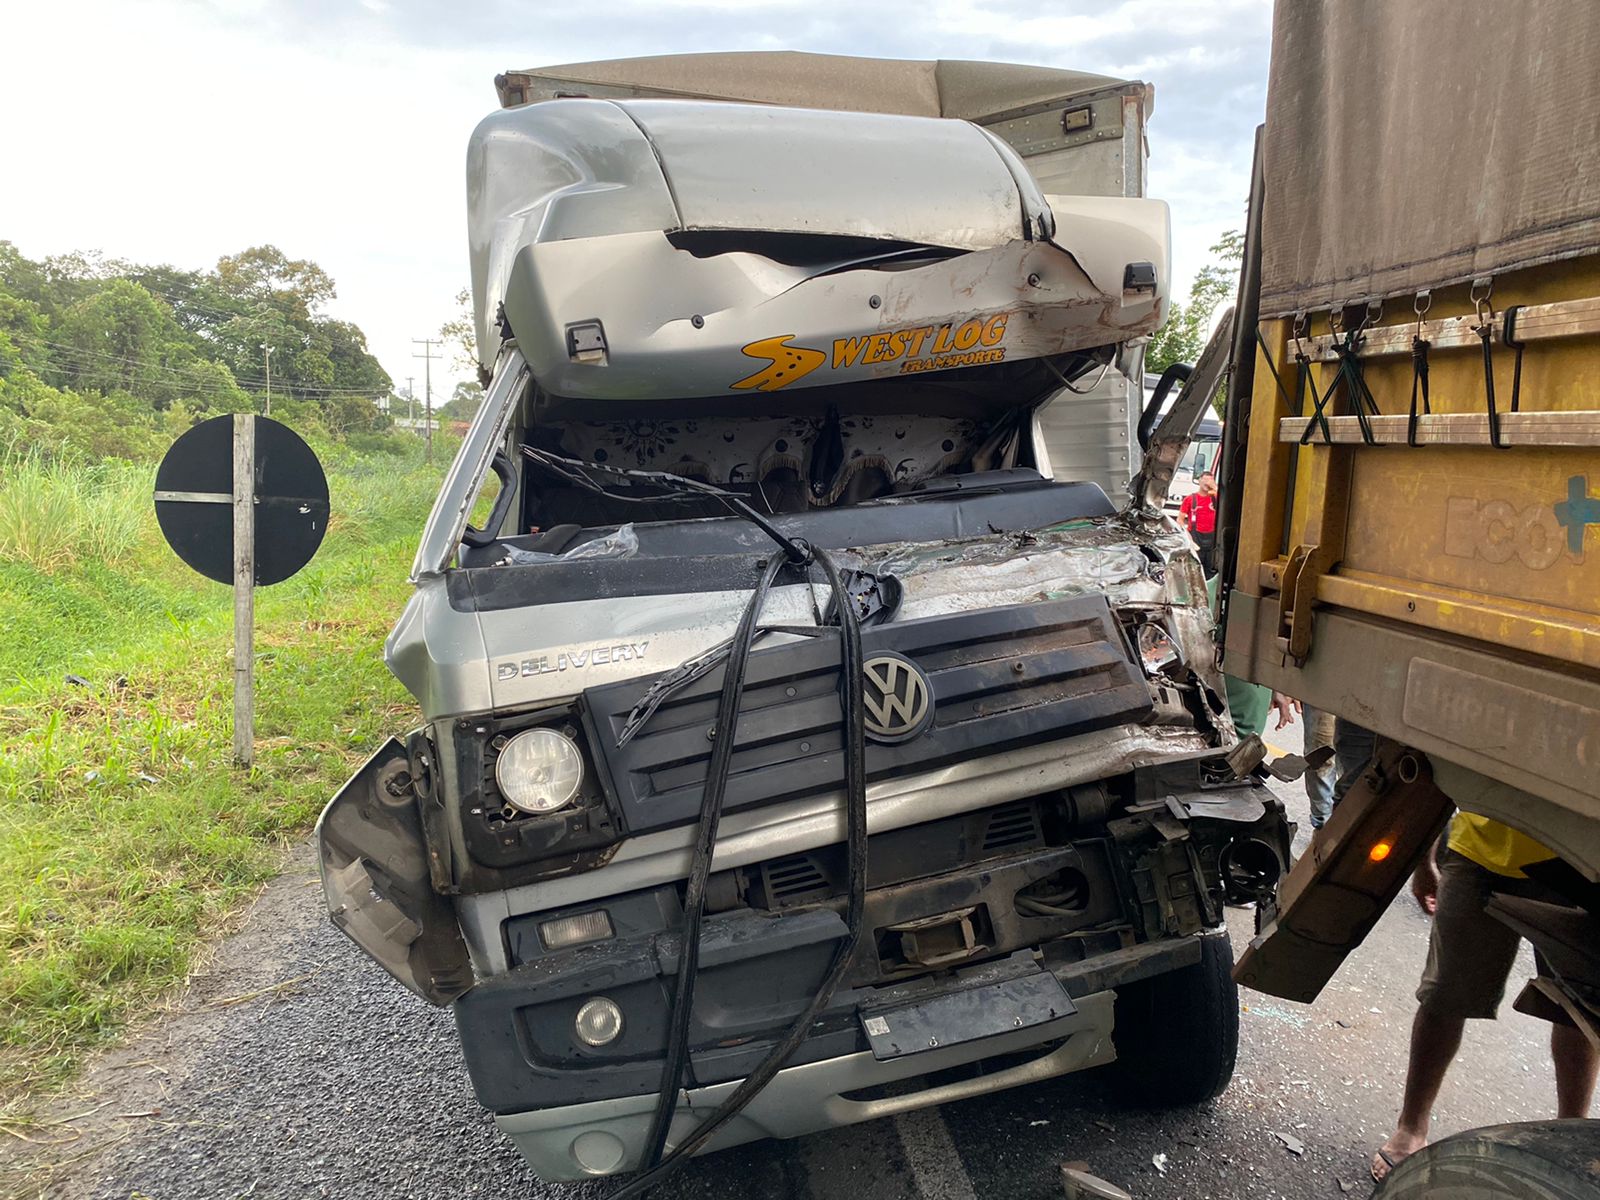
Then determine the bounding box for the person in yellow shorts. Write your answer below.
[1370,813,1599,1181]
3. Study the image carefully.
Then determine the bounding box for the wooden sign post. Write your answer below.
[232,413,256,766]
[153,414,329,769]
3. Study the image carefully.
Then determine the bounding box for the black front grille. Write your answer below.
[983,800,1043,850]
[583,594,1152,836]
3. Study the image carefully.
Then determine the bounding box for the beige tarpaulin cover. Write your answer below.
[1259,0,1600,317]
[496,52,1135,121]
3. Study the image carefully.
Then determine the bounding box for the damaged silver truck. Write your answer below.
[318,53,1291,1185]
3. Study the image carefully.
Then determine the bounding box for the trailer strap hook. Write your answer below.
[1474,298,1524,451]
[1469,278,1514,450]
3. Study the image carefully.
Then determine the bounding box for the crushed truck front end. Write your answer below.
[318,58,1288,1182]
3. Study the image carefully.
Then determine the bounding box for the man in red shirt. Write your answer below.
[1179,470,1218,575]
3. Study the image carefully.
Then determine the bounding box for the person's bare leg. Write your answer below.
[1553,1023,1598,1118]
[1372,1008,1466,1180]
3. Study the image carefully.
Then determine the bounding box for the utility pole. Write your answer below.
[406,375,415,426]
[260,344,274,416]
[412,340,440,465]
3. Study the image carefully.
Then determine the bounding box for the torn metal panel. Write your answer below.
[468,97,1169,388]
[411,351,529,581]
[1130,306,1234,511]
[316,738,474,1005]
[860,514,1232,737]
[495,222,1168,404]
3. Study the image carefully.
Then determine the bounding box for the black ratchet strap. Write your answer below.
[1293,350,1323,441]
[1477,300,1525,450]
[1477,314,1502,448]
[1499,304,1526,448]
[1408,333,1432,446]
[1299,327,1379,446]
[1254,325,1297,411]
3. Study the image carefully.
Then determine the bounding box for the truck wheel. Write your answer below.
[1375,1121,1600,1198]
[1108,931,1238,1106]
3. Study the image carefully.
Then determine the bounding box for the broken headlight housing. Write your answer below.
[1135,620,1185,678]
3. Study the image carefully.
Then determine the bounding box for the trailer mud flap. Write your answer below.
[316,737,473,1005]
[1233,740,1451,1003]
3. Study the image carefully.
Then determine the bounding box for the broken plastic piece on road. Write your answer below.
[1060,1162,1133,1200]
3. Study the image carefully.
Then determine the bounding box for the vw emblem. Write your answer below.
[861,652,934,744]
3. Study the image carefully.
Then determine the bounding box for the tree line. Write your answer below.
[0,242,394,461]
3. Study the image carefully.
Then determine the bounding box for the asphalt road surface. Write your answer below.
[5,766,1572,1200]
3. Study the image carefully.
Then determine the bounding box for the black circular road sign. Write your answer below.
[154,415,330,586]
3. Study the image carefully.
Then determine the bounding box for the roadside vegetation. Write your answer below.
[0,242,449,1115]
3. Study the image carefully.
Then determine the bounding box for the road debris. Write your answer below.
[1060,1161,1133,1200]
[1151,1152,1169,1175]
[1271,1130,1306,1155]
[205,970,320,1009]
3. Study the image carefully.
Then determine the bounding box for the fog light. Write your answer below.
[539,909,614,950]
[575,997,624,1047]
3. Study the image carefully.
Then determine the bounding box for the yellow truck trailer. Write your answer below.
[1219,2,1600,1193]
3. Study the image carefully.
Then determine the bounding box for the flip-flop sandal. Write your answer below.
[1371,1146,1402,1184]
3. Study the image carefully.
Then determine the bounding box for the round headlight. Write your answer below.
[494,728,584,814]
[575,996,624,1047]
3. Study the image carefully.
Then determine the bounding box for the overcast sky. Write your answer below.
[2,0,1270,397]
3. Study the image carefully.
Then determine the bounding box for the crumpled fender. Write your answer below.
[316,737,473,1005]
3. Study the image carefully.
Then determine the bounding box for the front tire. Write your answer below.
[1108,931,1238,1105]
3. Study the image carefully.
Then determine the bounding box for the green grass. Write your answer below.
[0,453,146,576]
[0,436,449,1106]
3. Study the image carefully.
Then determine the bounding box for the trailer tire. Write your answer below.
[1107,931,1237,1106]
[1375,1120,1600,1198]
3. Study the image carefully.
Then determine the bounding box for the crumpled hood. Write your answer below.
[467,98,1169,396]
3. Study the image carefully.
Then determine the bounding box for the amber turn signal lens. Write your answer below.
[1368,841,1393,863]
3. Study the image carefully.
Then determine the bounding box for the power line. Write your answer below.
[11,332,393,397]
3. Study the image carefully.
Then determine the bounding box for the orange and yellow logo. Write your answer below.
[731,314,1011,392]
[731,335,826,391]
